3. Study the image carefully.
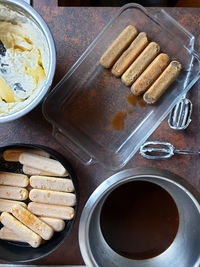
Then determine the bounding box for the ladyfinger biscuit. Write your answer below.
[40,217,65,232]
[23,165,68,177]
[143,61,182,104]
[28,202,75,220]
[0,198,27,212]
[0,171,29,187]
[29,189,76,206]
[0,185,28,200]
[30,176,74,192]
[131,53,170,95]
[121,42,160,86]
[11,204,54,240]
[0,226,26,242]
[0,212,42,248]
[100,25,138,68]
[3,148,50,162]
[19,152,67,176]
[112,32,148,77]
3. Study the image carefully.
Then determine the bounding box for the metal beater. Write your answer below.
[140,141,200,160]
[168,54,194,130]
[168,93,193,130]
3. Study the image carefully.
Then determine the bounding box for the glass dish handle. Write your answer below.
[53,127,95,166]
[153,9,195,52]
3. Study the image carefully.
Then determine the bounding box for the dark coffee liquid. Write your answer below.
[100,181,179,260]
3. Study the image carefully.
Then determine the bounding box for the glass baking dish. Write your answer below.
[43,3,200,170]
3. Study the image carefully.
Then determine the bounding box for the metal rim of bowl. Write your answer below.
[79,167,200,267]
[0,0,56,123]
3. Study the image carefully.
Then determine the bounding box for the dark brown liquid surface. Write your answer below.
[100,181,179,260]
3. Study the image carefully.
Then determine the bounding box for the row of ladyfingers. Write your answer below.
[0,148,76,247]
[0,204,62,248]
[0,197,75,220]
[100,25,181,104]
[0,172,75,201]
[3,148,68,176]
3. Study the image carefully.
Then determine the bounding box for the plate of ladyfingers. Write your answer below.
[43,3,200,171]
[0,144,78,262]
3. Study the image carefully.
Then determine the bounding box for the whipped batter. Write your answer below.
[0,6,49,116]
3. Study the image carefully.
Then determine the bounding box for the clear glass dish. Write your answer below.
[43,3,200,170]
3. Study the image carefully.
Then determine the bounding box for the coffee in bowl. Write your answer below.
[100,181,179,260]
[79,168,200,267]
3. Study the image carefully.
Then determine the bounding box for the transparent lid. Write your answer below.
[43,4,200,170]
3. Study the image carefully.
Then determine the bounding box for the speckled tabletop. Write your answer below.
[0,0,199,265]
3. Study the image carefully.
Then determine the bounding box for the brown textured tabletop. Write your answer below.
[0,0,200,265]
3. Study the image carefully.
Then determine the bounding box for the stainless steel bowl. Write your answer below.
[79,167,200,267]
[0,0,56,123]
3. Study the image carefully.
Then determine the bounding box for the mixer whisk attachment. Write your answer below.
[140,141,200,160]
[168,93,192,130]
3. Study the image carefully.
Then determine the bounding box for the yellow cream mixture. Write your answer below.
[0,21,47,114]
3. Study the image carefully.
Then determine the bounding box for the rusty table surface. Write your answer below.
[0,0,200,265]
